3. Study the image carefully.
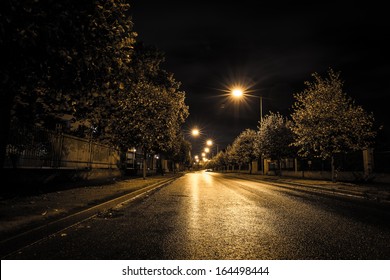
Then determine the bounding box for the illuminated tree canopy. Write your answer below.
[258,111,295,172]
[291,69,376,159]
[290,68,376,180]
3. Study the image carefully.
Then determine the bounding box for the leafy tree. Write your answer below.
[1,1,189,179]
[290,68,376,181]
[230,129,259,173]
[165,133,192,173]
[105,43,188,178]
[258,112,295,175]
[224,145,236,171]
[204,151,219,170]
[220,150,230,171]
[0,0,137,167]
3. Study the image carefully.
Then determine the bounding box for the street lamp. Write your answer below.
[192,128,200,137]
[206,139,217,157]
[230,87,263,124]
[232,88,244,97]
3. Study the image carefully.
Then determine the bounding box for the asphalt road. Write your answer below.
[5,171,390,259]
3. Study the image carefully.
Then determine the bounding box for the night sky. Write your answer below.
[130,1,389,155]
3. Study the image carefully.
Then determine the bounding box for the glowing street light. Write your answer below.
[204,147,210,153]
[192,128,200,137]
[231,88,244,97]
[206,139,213,146]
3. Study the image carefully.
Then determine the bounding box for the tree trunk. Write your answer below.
[143,150,147,180]
[260,155,264,175]
[331,155,335,182]
[278,159,282,177]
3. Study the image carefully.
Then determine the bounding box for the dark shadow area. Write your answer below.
[0,168,138,198]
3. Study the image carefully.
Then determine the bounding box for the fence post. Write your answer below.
[363,148,374,178]
[52,132,64,168]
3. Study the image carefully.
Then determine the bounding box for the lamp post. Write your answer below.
[230,86,264,174]
[230,86,263,123]
[259,96,263,125]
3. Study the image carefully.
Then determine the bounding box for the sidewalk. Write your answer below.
[0,173,181,242]
[225,172,390,203]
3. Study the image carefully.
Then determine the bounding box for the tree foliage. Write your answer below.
[290,68,376,160]
[165,133,192,170]
[291,68,376,181]
[100,43,189,154]
[230,129,259,172]
[258,112,295,160]
[1,0,189,172]
[0,0,138,166]
[1,0,137,127]
[206,130,259,173]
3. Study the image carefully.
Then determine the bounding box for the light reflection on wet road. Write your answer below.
[176,172,278,259]
[6,171,390,259]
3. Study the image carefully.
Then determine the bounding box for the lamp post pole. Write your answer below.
[259,95,264,175]
[260,96,263,124]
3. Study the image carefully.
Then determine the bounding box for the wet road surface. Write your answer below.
[5,171,390,259]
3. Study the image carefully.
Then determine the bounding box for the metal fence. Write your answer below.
[4,124,120,169]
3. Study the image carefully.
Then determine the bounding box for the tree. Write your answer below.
[105,43,188,178]
[231,129,259,173]
[165,133,192,173]
[224,145,236,171]
[290,68,376,181]
[1,2,189,178]
[0,0,137,167]
[258,112,295,175]
[204,151,219,171]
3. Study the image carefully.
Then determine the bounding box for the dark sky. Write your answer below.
[130,1,389,155]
